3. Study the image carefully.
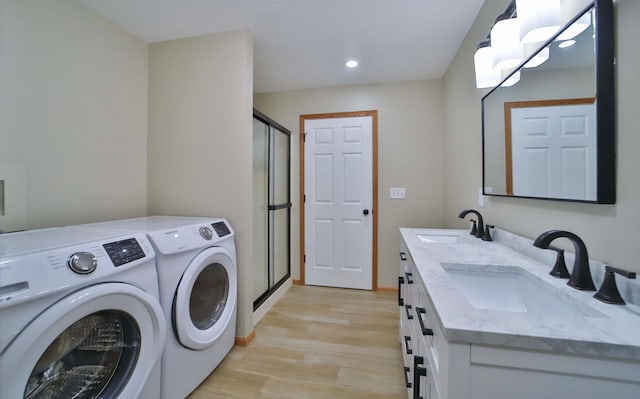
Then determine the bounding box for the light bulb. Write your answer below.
[345,60,358,68]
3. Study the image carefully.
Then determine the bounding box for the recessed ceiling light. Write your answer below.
[345,59,358,68]
[558,39,576,48]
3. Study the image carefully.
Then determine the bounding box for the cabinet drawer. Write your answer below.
[401,333,415,399]
[416,292,445,397]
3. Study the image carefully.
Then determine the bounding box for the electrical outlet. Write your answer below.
[390,187,406,199]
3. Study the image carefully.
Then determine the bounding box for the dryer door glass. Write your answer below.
[190,263,229,330]
[24,310,140,399]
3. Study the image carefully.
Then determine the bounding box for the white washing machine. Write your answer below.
[73,216,238,399]
[0,227,166,399]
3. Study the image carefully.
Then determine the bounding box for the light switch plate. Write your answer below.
[390,187,406,199]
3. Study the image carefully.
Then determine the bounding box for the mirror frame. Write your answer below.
[481,0,615,204]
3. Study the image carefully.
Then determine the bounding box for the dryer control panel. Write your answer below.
[148,219,234,256]
[103,238,146,267]
[212,221,231,237]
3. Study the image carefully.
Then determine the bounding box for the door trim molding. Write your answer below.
[298,110,379,290]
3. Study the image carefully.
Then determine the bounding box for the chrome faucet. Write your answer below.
[458,209,484,239]
[533,230,596,291]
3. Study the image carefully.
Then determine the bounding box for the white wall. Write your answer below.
[0,0,148,231]
[148,30,255,337]
[443,0,640,273]
[254,80,445,288]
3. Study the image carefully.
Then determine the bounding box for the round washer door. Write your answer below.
[174,246,237,350]
[0,283,166,399]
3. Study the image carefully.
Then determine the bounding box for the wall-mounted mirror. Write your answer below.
[482,0,614,203]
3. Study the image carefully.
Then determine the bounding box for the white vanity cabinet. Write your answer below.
[399,242,440,399]
[399,231,640,399]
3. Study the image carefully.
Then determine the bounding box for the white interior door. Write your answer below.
[511,103,596,200]
[304,116,373,290]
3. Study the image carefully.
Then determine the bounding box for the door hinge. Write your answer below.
[304,254,306,263]
[303,194,306,203]
[302,132,307,142]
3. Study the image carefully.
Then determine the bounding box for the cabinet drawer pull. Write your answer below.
[400,251,407,261]
[403,366,412,388]
[416,307,434,336]
[398,276,405,306]
[403,335,413,355]
[413,356,427,399]
[405,304,414,320]
[405,271,414,284]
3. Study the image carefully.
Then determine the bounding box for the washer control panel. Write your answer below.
[103,238,146,267]
[0,232,155,306]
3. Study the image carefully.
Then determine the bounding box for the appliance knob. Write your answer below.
[68,252,98,274]
[199,226,213,240]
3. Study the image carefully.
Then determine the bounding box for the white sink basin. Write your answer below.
[441,263,604,318]
[417,233,459,244]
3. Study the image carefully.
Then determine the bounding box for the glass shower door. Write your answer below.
[253,110,291,310]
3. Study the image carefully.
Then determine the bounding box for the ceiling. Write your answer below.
[79,0,485,94]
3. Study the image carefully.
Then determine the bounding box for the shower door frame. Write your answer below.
[253,109,291,310]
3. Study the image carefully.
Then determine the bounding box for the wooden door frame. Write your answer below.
[297,110,379,290]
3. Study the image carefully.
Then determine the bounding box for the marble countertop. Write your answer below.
[400,227,640,361]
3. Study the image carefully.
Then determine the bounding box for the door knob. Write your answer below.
[363,209,369,215]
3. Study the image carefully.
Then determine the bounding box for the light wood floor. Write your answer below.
[188,285,405,398]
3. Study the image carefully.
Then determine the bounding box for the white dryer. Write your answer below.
[73,216,238,399]
[0,227,166,399]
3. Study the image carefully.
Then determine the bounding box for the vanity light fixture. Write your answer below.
[345,59,358,68]
[491,15,523,69]
[473,0,568,89]
[474,41,502,89]
[474,1,518,89]
[516,0,562,44]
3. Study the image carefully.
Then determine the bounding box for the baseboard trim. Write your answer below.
[234,330,256,347]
